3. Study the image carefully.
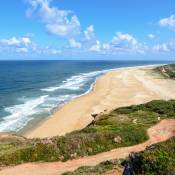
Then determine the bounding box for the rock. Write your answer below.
[91,113,98,119]
[70,152,77,158]
[123,153,142,175]
[146,144,156,150]
[59,155,64,161]
[113,136,122,144]
[132,119,137,124]
[158,117,161,121]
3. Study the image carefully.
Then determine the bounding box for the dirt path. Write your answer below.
[1,119,175,175]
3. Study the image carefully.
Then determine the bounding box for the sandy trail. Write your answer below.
[26,66,175,138]
[1,119,175,175]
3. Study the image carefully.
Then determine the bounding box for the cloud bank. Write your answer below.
[0,1,175,59]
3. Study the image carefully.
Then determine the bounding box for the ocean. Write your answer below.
[0,60,172,132]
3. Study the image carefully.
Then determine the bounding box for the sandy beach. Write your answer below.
[25,65,175,138]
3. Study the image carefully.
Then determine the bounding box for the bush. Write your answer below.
[124,137,175,175]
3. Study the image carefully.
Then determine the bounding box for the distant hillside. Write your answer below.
[155,64,175,78]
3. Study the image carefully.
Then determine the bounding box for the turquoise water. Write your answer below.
[0,60,171,132]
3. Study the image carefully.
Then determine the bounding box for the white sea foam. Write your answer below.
[0,64,162,132]
[0,69,114,132]
[0,95,48,132]
[40,94,76,110]
[41,69,110,92]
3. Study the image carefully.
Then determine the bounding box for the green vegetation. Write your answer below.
[0,100,175,168]
[64,137,175,175]
[124,137,175,175]
[115,99,175,116]
[154,64,175,78]
[63,159,121,175]
[139,137,175,174]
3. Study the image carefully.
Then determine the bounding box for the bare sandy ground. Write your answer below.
[26,65,175,138]
[1,119,175,175]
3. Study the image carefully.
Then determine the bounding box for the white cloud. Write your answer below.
[148,34,155,39]
[22,1,175,58]
[92,32,147,55]
[153,43,172,53]
[83,32,146,54]
[84,25,95,40]
[21,37,31,46]
[89,40,101,52]
[159,15,175,29]
[47,48,61,55]
[108,32,145,54]
[26,0,81,37]
[102,43,110,50]
[0,37,31,47]
[30,45,62,55]
[0,36,33,55]
[0,35,64,56]
[153,41,175,54]
[69,38,82,48]
[0,32,148,56]
[1,37,21,46]
[112,32,138,46]
[16,47,28,53]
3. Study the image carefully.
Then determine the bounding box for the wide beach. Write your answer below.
[25,65,175,138]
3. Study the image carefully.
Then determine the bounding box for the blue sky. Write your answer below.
[0,0,175,60]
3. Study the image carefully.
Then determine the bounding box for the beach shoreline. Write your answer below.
[23,63,175,138]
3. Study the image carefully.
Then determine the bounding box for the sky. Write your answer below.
[0,0,175,60]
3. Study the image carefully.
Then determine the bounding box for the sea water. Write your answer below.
[0,60,171,132]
